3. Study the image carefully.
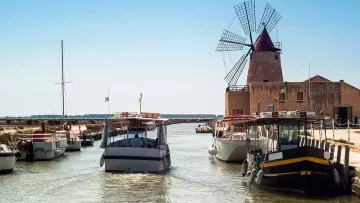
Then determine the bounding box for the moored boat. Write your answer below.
[195,124,212,133]
[0,144,17,173]
[245,110,353,196]
[16,132,68,161]
[209,115,268,162]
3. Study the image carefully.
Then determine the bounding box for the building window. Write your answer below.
[279,93,285,103]
[297,92,303,103]
[263,80,269,82]
[232,109,243,115]
[275,55,279,60]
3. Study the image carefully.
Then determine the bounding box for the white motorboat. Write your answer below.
[58,126,82,152]
[0,144,16,173]
[65,133,82,152]
[100,112,171,173]
[195,124,212,133]
[208,115,268,162]
[16,132,68,161]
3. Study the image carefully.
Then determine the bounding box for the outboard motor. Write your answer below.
[25,141,34,161]
[100,119,109,148]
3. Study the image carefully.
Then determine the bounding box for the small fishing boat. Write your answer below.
[195,124,212,133]
[80,134,94,147]
[245,110,352,196]
[0,144,17,173]
[99,112,171,173]
[16,132,68,161]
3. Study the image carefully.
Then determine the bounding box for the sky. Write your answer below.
[0,0,359,116]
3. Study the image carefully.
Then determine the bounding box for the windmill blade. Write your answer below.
[224,50,250,86]
[215,30,247,52]
[256,3,282,34]
[234,0,256,36]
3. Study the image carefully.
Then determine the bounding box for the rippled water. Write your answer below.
[0,123,359,203]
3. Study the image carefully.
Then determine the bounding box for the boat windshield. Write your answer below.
[278,121,299,144]
[127,131,146,139]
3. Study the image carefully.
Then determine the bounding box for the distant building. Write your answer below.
[225,28,360,124]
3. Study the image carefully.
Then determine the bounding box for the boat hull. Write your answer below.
[103,147,171,173]
[17,140,67,161]
[256,146,342,196]
[66,141,81,152]
[0,153,16,173]
[214,138,268,162]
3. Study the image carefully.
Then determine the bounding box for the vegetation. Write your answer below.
[0,133,22,143]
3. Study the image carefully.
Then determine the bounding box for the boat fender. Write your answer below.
[241,161,248,177]
[249,169,256,184]
[54,149,62,158]
[63,123,71,131]
[333,168,340,186]
[255,169,264,185]
[208,146,217,156]
[100,154,105,167]
[15,151,21,158]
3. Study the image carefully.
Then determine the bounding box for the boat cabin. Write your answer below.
[101,112,168,149]
[214,115,256,138]
[247,111,321,153]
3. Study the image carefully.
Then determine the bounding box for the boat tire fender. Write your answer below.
[249,169,256,184]
[15,151,21,158]
[255,169,264,185]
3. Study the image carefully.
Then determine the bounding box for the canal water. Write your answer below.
[0,123,359,203]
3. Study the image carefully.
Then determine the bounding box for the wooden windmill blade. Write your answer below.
[215,30,247,52]
[256,3,282,34]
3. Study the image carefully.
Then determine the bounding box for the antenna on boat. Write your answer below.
[55,40,73,125]
[138,93,143,114]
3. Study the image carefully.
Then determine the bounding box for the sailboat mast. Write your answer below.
[61,40,65,121]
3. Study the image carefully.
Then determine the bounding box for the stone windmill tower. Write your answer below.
[215,0,283,116]
[216,0,283,86]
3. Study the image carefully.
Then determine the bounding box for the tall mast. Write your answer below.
[61,40,65,121]
[55,40,72,124]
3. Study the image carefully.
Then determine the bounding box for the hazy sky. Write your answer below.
[0,0,359,116]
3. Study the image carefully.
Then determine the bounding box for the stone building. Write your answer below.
[225,28,360,124]
[226,76,360,124]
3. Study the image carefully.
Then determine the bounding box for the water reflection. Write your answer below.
[100,173,171,202]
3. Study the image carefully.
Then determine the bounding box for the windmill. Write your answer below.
[216,0,283,87]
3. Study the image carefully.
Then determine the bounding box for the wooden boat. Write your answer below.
[244,111,354,196]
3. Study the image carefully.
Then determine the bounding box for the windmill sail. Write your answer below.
[224,52,249,86]
[234,0,256,35]
[216,30,247,52]
[257,3,282,34]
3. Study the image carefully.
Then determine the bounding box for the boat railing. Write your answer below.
[17,133,67,142]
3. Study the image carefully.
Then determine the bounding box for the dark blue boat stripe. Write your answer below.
[104,155,162,161]
[0,153,15,157]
